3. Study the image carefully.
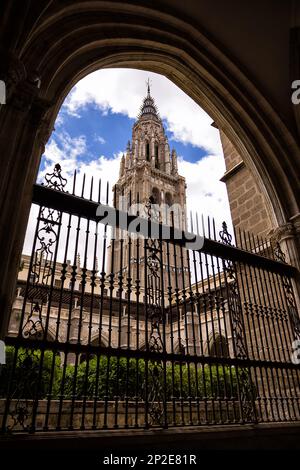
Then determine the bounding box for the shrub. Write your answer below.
[1,347,253,402]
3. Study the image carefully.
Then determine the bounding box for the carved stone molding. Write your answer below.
[30,97,54,150]
[0,50,27,91]
[269,223,295,245]
[9,79,40,113]
[8,86,53,150]
[290,213,300,234]
[269,216,300,270]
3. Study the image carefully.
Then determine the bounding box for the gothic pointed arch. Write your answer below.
[0,1,300,338]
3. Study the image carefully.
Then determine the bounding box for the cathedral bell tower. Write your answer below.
[107,82,188,295]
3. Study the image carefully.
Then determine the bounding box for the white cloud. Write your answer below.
[94,135,106,144]
[38,131,88,183]
[178,154,232,237]
[24,134,231,257]
[23,69,233,265]
[24,133,122,266]
[63,69,222,155]
[38,131,121,203]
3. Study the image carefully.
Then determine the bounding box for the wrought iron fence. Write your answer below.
[1,164,300,433]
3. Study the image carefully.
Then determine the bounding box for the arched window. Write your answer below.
[154,144,159,169]
[208,334,229,358]
[175,341,185,355]
[145,141,150,161]
[151,187,161,204]
[165,192,173,207]
[80,338,107,363]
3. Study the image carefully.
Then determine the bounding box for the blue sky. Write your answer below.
[32,68,232,252]
[22,69,233,257]
[38,69,231,224]
[39,105,207,174]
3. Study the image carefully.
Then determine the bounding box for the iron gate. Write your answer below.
[1,164,300,433]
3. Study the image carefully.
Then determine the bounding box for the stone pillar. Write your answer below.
[270,216,300,272]
[8,294,23,336]
[219,129,274,237]
[270,216,300,309]
[186,311,200,355]
[125,142,131,169]
[165,142,171,174]
[151,140,156,168]
[121,308,129,348]
[134,139,138,162]
[171,149,178,175]
[119,155,125,177]
[0,65,53,339]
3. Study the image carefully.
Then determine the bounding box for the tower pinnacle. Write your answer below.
[138,80,159,121]
[146,78,151,97]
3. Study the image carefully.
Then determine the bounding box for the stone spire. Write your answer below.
[119,154,125,177]
[115,83,182,178]
[125,141,131,169]
[107,82,188,290]
[137,79,160,122]
[171,148,178,175]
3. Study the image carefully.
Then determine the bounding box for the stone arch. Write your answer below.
[45,327,62,359]
[154,142,160,169]
[151,187,161,205]
[173,339,186,355]
[1,1,300,337]
[206,333,229,358]
[145,140,150,162]
[11,3,298,224]
[90,332,110,348]
[165,192,173,207]
[138,342,147,351]
[79,333,110,363]
[45,324,59,342]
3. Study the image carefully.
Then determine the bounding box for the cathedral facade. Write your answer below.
[107,83,188,292]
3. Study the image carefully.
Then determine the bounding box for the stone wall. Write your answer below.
[219,130,274,237]
[0,399,241,431]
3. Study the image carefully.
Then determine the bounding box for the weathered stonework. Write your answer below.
[219,130,274,237]
[107,86,188,290]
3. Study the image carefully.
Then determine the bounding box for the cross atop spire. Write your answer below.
[137,79,160,121]
[146,78,151,97]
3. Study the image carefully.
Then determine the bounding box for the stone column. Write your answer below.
[0,64,53,339]
[165,142,171,174]
[270,217,300,272]
[270,215,300,310]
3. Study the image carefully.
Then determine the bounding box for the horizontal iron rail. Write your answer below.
[5,335,300,371]
[32,184,298,277]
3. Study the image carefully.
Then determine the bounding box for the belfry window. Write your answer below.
[146,142,150,161]
[151,187,161,204]
[208,334,229,358]
[155,144,159,169]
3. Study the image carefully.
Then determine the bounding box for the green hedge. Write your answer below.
[0,347,254,401]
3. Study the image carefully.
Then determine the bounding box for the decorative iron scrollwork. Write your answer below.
[219,221,256,422]
[8,165,67,431]
[145,195,160,222]
[22,163,66,341]
[143,198,165,426]
[274,242,300,340]
[219,221,233,245]
[7,349,41,432]
[44,163,67,191]
[22,302,44,339]
[274,242,286,263]
[219,222,247,360]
